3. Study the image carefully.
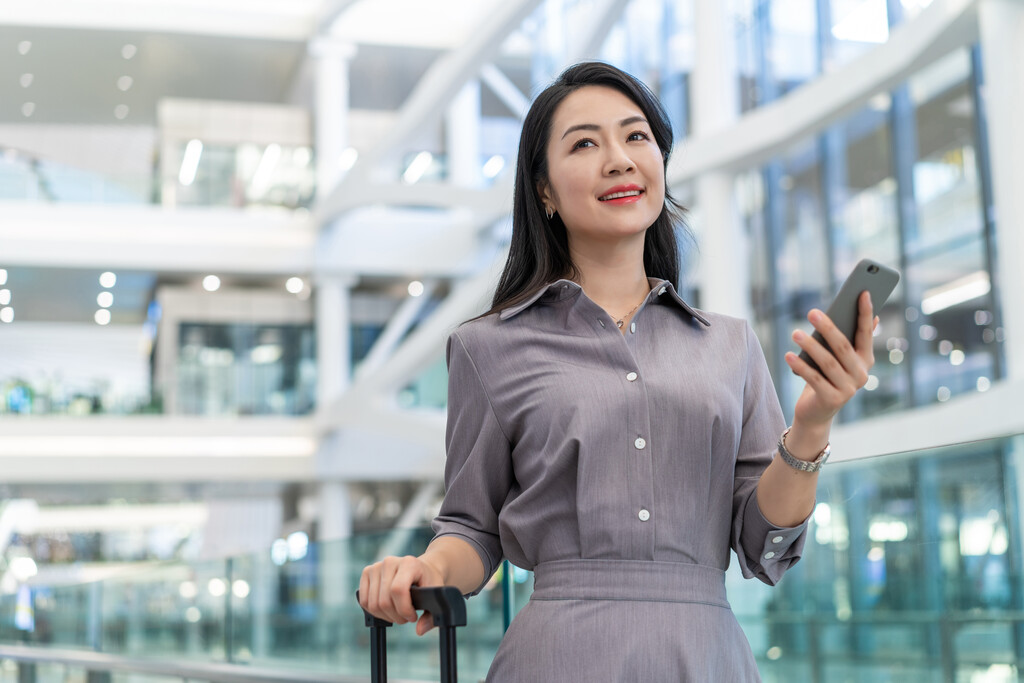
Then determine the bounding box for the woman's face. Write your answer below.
[538,85,666,247]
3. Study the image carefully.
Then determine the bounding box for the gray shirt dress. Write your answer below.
[431,278,810,682]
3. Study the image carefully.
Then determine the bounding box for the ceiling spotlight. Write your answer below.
[97,291,114,308]
[408,280,425,297]
[402,151,433,184]
[99,271,117,288]
[21,102,35,118]
[122,44,137,60]
[1,307,15,323]
[114,104,129,120]
[0,269,7,285]
[117,75,133,91]
[338,147,358,172]
[94,309,111,325]
[179,139,203,186]
[0,289,10,306]
[202,275,221,292]
[285,277,304,294]
[482,155,505,179]
[18,41,31,56]
[292,147,311,168]
[19,73,33,88]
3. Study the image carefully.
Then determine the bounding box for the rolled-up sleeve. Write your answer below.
[730,323,810,585]
[430,330,514,595]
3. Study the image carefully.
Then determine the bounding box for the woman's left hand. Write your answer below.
[784,291,878,428]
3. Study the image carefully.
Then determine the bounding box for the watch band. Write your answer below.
[777,427,830,473]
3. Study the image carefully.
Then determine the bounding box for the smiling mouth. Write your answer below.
[599,189,644,201]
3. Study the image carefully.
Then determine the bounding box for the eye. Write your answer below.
[571,138,596,151]
[627,130,650,142]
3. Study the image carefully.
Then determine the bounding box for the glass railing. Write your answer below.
[3,433,1023,680]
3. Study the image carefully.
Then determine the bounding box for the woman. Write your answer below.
[359,61,875,681]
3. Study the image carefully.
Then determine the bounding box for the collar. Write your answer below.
[499,278,710,327]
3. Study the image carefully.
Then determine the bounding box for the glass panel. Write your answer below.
[903,48,999,406]
[828,0,891,68]
[830,103,907,419]
[5,435,1024,681]
[770,0,820,97]
[176,323,316,416]
[173,142,315,211]
[735,0,820,112]
[772,139,831,417]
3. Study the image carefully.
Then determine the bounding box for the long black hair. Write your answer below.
[485,61,693,316]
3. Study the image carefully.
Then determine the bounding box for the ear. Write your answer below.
[536,180,555,213]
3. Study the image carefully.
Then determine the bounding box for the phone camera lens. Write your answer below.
[868,265,879,273]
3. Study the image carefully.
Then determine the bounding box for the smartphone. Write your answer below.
[797,259,901,374]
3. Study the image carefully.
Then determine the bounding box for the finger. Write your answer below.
[376,558,406,624]
[358,567,371,611]
[805,311,867,387]
[416,611,436,636]
[391,557,423,623]
[853,291,875,358]
[785,351,842,402]
[791,328,845,389]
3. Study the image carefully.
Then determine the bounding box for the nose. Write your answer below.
[603,141,635,175]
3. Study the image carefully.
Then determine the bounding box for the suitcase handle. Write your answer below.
[356,586,467,683]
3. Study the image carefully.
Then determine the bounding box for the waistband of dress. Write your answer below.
[530,559,730,608]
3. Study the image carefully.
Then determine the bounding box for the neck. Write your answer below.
[568,236,651,319]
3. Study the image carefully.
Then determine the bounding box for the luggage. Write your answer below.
[356,586,468,683]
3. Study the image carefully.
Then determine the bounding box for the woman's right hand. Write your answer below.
[359,555,445,636]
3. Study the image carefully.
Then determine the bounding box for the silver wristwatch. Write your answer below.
[777,427,830,473]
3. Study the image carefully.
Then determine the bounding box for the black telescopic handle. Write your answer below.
[356,587,467,683]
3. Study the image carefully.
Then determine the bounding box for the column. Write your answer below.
[691,0,749,320]
[310,38,357,197]
[445,79,482,188]
[315,274,356,413]
[978,0,1024,381]
[314,275,356,656]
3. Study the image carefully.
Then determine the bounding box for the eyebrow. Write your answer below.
[560,116,649,140]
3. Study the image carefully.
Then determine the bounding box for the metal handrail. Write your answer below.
[0,644,423,683]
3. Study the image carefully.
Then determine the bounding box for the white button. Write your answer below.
[626,372,638,382]
[772,536,784,544]
[630,322,636,333]
[764,551,776,560]
[634,437,646,450]
[658,286,667,295]
[638,509,650,522]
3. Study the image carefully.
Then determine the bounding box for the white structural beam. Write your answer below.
[572,0,628,59]
[692,0,747,320]
[0,203,315,274]
[314,0,544,225]
[355,280,440,380]
[0,417,317,482]
[314,179,512,216]
[480,63,531,119]
[0,0,320,40]
[667,0,979,187]
[830,379,1024,463]
[978,0,1024,380]
[321,253,507,429]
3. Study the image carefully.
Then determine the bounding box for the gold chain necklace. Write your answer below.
[614,292,649,329]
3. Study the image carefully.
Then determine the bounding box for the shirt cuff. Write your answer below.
[429,527,501,597]
[741,500,811,585]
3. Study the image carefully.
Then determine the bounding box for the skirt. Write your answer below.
[485,559,761,682]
